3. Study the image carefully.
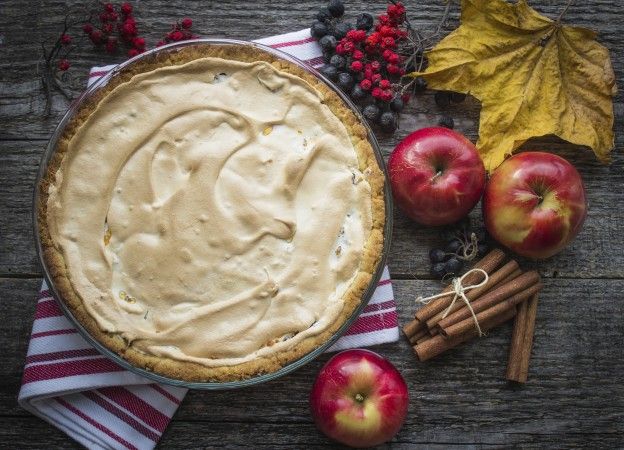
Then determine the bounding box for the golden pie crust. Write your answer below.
[38,43,386,382]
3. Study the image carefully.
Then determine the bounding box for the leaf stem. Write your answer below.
[556,0,574,23]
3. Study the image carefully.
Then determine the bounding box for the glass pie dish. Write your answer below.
[33,38,393,389]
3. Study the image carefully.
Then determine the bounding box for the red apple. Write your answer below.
[483,152,587,259]
[388,127,486,226]
[309,349,408,448]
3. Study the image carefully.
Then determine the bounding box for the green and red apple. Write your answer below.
[309,349,408,448]
[483,152,587,259]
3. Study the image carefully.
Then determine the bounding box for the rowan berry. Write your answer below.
[381,37,396,48]
[132,37,145,48]
[58,59,70,71]
[379,79,391,89]
[121,2,133,15]
[90,30,103,44]
[360,79,372,91]
[170,30,184,41]
[105,37,117,53]
[350,60,363,72]
[181,18,193,29]
[387,64,400,74]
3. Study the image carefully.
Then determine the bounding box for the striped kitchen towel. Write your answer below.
[19,29,399,450]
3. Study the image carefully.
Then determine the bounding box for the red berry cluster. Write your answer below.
[350,3,407,102]
[313,1,412,132]
[51,2,200,75]
[53,31,74,71]
[156,18,198,47]
[81,2,145,58]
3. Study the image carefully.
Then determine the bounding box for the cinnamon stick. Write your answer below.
[425,260,520,332]
[403,319,425,341]
[507,293,539,383]
[412,248,507,325]
[407,328,428,345]
[416,335,432,344]
[506,300,528,380]
[437,270,541,336]
[414,307,516,362]
[442,282,542,339]
[498,268,523,287]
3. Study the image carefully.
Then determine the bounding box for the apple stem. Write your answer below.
[430,170,443,182]
[354,393,364,403]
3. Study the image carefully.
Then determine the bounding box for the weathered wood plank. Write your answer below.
[3,138,623,278]
[0,0,622,142]
[2,277,623,447]
[2,0,624,447]
[0,141,42,275]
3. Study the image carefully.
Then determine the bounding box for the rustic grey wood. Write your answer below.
[1,0,623,447]
[1,277,623,447]
[2,139,624,279]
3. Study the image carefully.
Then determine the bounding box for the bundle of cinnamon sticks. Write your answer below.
[403,249,541,383]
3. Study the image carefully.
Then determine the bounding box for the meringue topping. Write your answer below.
[47,57,373,366]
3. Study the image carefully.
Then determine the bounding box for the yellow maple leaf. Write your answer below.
[413,0,617,172]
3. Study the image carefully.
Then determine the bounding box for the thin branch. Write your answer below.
[556,0,575,23]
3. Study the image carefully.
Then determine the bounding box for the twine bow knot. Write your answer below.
[416,268,489,336]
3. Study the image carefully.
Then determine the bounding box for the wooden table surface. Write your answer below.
[1,1,623,448]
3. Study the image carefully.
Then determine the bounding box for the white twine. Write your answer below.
[416,268,489,337]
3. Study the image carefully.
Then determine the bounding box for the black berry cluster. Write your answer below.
[429,218,490,279]
[310,0,410,133]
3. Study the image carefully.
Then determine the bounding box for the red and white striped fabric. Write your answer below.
[19,29,398,450]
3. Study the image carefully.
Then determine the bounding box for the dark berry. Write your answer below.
[316,7,332,22]
[322,50,334,63]
[434,91,452,108]
[319,34,337,50]
[338,72,354,91]
[477,242,490,256]
[311,21,329,39]
[356,13,374,30]
[379,111,397,133]
[445,239,462,254]
[429,248,447,264]
[413,76,427,93]
[362,104,380,122]
[320,64,338,80]
[445,257,463,275]
[451,92,467,103]
[332,22,352,40]
[327,0,345,18]
[438,115,454,129]
[351,84,366,100]
[431,262,446,279]
[390,97,404,112]
[330,54,346,70]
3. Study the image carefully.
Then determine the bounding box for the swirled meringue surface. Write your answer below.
[47,57,373,366]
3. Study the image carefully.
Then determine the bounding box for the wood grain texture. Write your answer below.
[1,0,623,447]
[2,278,623,447]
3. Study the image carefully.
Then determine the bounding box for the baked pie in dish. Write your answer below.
[37,41,387,383]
